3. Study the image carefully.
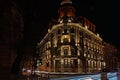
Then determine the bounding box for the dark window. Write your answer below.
[46,62,49,67]
[79,31,83,36]
[58,29,61,34]
[71,35,74,39]
[70,28,74,33]
[57,49,61,56]
[57,36,61,45]
[71,48,77,56]
[64,29,68,34]
[70,59,77,67]
[55,60,61,68]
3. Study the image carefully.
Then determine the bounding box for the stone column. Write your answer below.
[68,59,71,72]
[49,61,51,72]
[78,59,81,73]
[88,60,90,73]
[53,60,55,72]
[61,59,64,72]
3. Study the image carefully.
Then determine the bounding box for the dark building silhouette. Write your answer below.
[0,0,24,79]
[103,42,120,71]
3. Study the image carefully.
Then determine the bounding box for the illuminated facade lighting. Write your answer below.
[36,0,105,73]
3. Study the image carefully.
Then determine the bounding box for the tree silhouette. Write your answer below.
[11,55,22,75]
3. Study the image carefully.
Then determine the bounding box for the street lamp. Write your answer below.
[37,59,43,66]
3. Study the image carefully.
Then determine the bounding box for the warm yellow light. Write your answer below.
[65,35,67,38]
[61,59,64,64]
[85,25,88,29]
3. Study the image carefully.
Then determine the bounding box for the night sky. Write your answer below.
[16,0,119,48]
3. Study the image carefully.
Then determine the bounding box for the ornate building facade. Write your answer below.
[36,0,105,73]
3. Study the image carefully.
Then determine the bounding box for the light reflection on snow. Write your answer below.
[50,72,118,80]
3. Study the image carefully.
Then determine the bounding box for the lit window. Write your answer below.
[63,48,69,56]
[68,19,71,22]
[64,59,68,68]
[85,25,88,29]
[60,20,63,23]
[62,35,69,43]
[70,59,74,65]
[84,53,86,57]
[91,54,93,58]
[63,38,69,43]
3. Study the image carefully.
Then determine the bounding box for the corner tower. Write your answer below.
[58,0,76,23]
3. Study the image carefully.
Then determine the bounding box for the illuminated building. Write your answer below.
[103,42,120,71]
[36,0,105,73]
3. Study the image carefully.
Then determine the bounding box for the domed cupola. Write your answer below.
[58,0,76,23]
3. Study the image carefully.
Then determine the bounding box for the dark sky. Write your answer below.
[16,0,120,48]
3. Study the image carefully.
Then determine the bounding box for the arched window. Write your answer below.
[63,47,69,56]
[63,38,69,43]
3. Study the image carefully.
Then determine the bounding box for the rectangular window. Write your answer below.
[64,29,68,34]
[55,60,61,68]
[70,59,77,67]
[57,49,60,56]
[64,59,68,68]
[71,48,77,56]
[63,48,69,56]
